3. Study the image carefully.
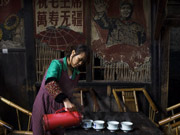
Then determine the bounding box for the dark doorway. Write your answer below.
[169,27,180,111]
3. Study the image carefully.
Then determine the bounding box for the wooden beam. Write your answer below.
[154,0,168,40]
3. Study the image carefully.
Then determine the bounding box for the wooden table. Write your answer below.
[65,112,164,135]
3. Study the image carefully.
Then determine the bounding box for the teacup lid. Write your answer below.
[93,120,105,124]
[121,121,133,125]
[107,121,119,125]
[82,119,93,122]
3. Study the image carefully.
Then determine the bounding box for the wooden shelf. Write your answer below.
[0,48,25,53]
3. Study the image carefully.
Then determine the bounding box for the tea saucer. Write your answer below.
[120,127,133,133]
[107,126,119,132]
[93,126,105,131]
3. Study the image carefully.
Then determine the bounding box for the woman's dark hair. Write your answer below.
[66,44,91,64]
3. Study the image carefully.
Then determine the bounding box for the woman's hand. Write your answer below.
[63,98,76,111]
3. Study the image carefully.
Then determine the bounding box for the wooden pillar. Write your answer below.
[160,26,170,115]
[85,0,92,82]
[24,0,36,108]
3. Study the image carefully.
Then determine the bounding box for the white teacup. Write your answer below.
[121,121,133,131]
[82,119,93,129]
[93,120,105,129]
[107,121,119,129]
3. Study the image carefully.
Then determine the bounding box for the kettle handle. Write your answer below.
[55,107,82,119]
[55,107,68,113]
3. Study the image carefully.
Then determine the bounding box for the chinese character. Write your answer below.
[60,0,70,8]
[37,11,47,27]
[49,11,59,26]
[37,0,48,8]
[49,0,59,8]
[60,11,70,26]
[71,0,82,8]
[72,11,83,26]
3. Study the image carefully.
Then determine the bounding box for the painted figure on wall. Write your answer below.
[91,0,151,81]
[94,0,146,47]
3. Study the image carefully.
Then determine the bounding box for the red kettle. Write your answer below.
[43,107,82,131]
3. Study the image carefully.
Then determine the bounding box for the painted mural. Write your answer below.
[34,0,85,51]
[0,0,24,49]
[91,0,151,82]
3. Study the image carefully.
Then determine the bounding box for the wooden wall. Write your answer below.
[0,50,28,129]
[155,0,180,115]
[0,0,36,129]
